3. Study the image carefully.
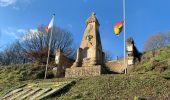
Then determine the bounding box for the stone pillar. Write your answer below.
[54,49,74,77]
[55,49,62,64]
[126,37,135,73]
[72,48,82,67]
[90,47,97,65]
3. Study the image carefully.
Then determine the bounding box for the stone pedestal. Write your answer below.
[65,65,102,77]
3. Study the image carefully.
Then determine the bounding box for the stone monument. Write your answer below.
[126,37,141,72]
[126,37,135,66]
[53,49,74,77]
[65,12,105,77]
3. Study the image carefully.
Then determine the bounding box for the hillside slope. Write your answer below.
[132,46,170,73]
[0,46,170,99]
[55,73,170,100]
[0,64,49,97]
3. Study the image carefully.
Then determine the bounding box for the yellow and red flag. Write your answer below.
[114,20,124,35]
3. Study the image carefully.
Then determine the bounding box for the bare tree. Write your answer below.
[165,32,170,45]
[0,41,28,65]
[20,26,75,64]
[104,50,113,61]
[144,33,166,57]
[144,33,166,51]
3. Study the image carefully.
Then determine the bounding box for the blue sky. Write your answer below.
[0,0,170,59]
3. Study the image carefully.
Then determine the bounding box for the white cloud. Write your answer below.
[29,29,38,33]
[3,29,19,39]
[0,0,17,7]
[19,29,42,42]
[17,29,26,33]
[1,28,27,40]
[1,28,44,43]
[0,0,31,8]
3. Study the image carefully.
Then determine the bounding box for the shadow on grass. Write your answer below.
[43,80,77,99]
[164,76,170,80]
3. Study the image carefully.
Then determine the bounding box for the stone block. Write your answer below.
[65,65,102,77]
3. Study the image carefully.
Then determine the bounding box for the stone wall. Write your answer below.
[105,59,126,73]
[65,65,102,77]
[53,49,74,77]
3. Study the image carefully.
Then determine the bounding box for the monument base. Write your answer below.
[65,65,103,78]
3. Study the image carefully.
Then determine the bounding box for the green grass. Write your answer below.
[55,73,170,100]
[132,46,170,73]
[1,46,170,99]
[0,63,48,96]
[0,65,170,99]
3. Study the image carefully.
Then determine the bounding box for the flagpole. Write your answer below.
[44,14,55,79]
[123,0,127,74]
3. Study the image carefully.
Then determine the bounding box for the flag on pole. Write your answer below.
[45,15,54,33]
[114,20,124,35]
[44,14,55,79]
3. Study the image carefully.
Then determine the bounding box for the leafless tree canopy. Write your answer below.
[144,33,166,51]
[20,26,75,64]
[0,26,75,65]
[165,32,170,44]
[0,41,28,65]
[104,50,113,61]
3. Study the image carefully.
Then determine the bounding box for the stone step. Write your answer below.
[82,60,95,67]
[19,88,41,100]
[38,80,75,99]
[10,88,32,100]
[2,81,75,100]
[2,88,23,99]
[38,88,59,100]
[29,88,52,100]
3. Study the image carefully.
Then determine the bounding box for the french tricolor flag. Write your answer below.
[45,14,55,33]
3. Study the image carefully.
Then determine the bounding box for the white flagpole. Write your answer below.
[44,14,55,79]
[123,0,127,74]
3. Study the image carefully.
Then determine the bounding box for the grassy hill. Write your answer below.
[132,46,170,74]
[56,73,170,100]
[0,64,45,97]
[0,46,170,99]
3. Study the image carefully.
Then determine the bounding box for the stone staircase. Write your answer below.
[105,59,125,73]
[1,80,75,100]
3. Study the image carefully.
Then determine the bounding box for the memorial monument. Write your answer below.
[65,12,105,77]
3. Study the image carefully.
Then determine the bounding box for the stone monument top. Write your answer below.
[72,12,105,67]
[86,12,99,26]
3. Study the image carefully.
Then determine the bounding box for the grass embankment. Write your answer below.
[52,46,170,99]
[133,46,170,74]
[0,46,170,99]
[0,65,170,99]
[0,63,75,98]
[55,73,170,100]
[0,64,46,96]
